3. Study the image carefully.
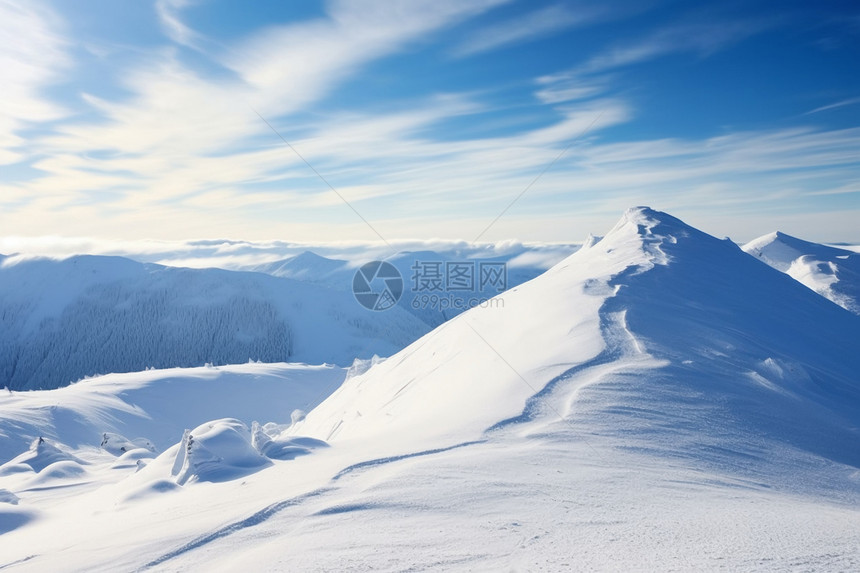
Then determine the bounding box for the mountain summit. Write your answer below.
[293,207,860,474]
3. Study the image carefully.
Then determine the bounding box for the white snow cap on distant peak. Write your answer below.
[605,207,670,237]
[578,208,669,253]
[582,206,694,270]
[620,206,689,228]
[743,230,860,314]
[625,205,656,217]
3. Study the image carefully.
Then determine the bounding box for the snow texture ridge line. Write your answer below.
[484,208,671,434]
[141,487,334,569]
[485,304,648,434]
[330,440,486,481]
[141,441,489,569]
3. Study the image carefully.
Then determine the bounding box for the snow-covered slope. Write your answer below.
[0,256,426,390]
[293,208,860,467]
[1,208,859,571]
[0,363,345,463]
[743,231,860,314]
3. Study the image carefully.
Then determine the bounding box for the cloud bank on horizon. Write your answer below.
[1,0,859,243]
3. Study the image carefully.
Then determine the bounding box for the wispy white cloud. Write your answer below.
[0,235,579,272]
[226,0,508,115]
[265,116,860,242]
[451,3,589,57]
[0,0,68,164]
[532,18,770,105]
[2,2,857,245]
[806,96,860,115]
[155,0,204,50]
[533,70,610,104]
[6,66,860,243]
[580,19,770,74]
[10,0,510,230]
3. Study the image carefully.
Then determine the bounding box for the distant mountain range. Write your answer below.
[0,244,570,390]
[0,255,424,390]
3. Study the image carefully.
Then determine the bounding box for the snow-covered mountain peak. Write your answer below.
[597,206,675,244]
[743,230,860,313]
[573,206,701,272]
[623,204,659,221]
[616,206,705,241]
[293,207,860,467]
[290,250,342,266]
[744,230,853,270]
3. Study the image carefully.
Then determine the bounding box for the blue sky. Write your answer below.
[1,0,859,243]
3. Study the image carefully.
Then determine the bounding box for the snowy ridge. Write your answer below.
[286,207,669,452]
[589,210,860,473]
[743,231,860,314]
[294,206,860,471]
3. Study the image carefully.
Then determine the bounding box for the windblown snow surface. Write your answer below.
[743,231,860,314]
[1,207,859,571]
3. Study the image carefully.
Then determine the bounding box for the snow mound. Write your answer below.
[251,422,328,461]
[24,461,88,487]
[110,448,156,470]
[162,418,330,485]
[0,437,86,476]
[0,362,346,463]
[744,231,860,314]
[171,419,271,485]
[0,488,19,504]
[100,432,155,456]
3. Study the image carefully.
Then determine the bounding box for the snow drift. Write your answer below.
[743,230,860,314]
[0,362,345,463]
